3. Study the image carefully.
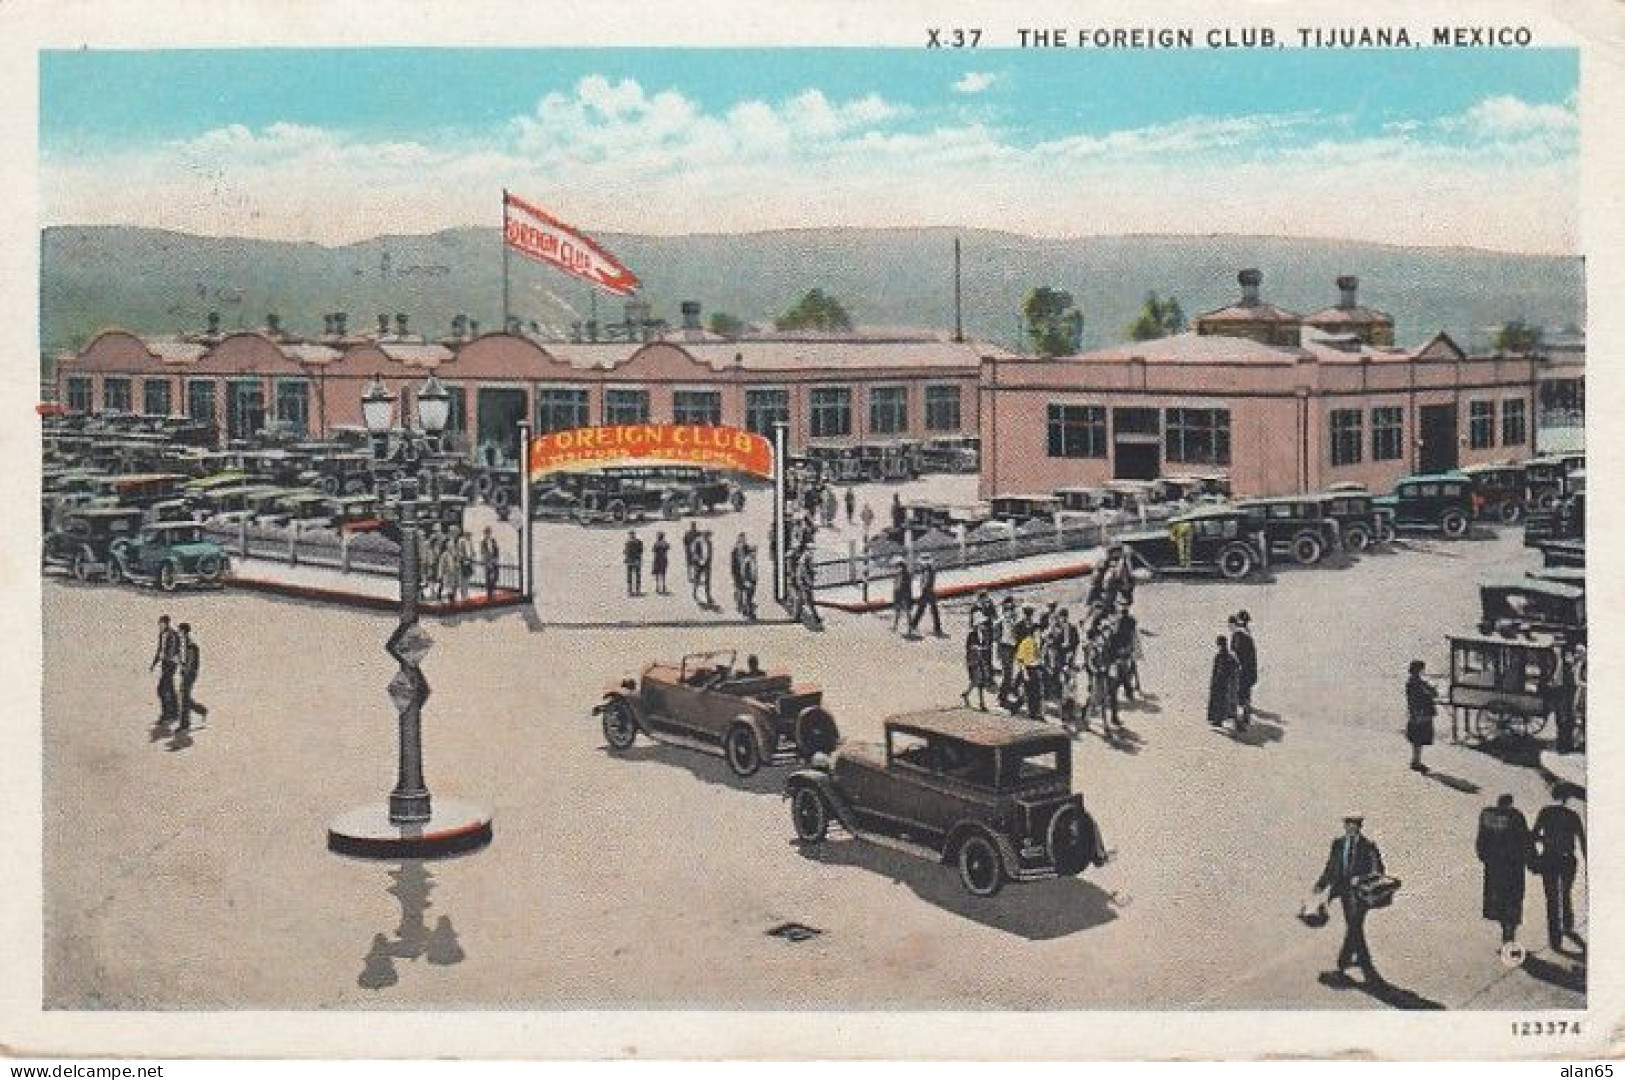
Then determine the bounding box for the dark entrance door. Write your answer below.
[1112,408,1160,480]
[1419,404,1458,474]
[477,387,529,466]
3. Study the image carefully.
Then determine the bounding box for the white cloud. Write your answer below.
[953,72,996,94]
[38,84,1578,255]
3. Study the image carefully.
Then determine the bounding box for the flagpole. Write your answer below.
[501,189,512,333]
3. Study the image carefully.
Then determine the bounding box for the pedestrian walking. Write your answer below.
[1531,784,1586,952]
[683,521,701,599]
[650,531,670,595]
[1477,793,1531,947]
[437,535,466,603]
[996,597,1019,700]
[890,492,906,532]
[454,526,474,588]
[478,526,500,600]
[1110,602,1140,699]
[1553,643,1580,753]
[909,555,944,638]
[859,501,874,537]
[1312,814,1386,985]
[960,612,994,711]
[694,528,715,608]
[623,530,644,597]
[1013,623,1043,720]
[177,622,207,729]
[150,614,180,727]
[792,547,822,630]
[890,558,914,634]
[1207,635,1239,729]
[1405,659,1439,772]
[1230,611,1257,727]
[844,487,856,526]
[729,532,755,619]
[821,485,838,529]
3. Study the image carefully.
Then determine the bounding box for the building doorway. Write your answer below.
[1112,408,1160,479]
[476,387,528,467]
[1419,404,1458,474]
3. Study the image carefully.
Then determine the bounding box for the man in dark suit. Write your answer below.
[909,555,944,639]
[623,531,644,597]
[1230,611,1257,728]
[1314,814,1386,984]
[1532,785,1585,952]
[150,614,180,727]
[177,622,208,730]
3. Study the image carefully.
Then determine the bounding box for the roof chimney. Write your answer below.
[1337,275,1359,310]
[206,311,221,336]
[377,313,390,337]
[468,318,480,337]
[451,313,467,339]
[1238,268,1262,307]
[680,300,702,331]
[266,312,282,337]
[395,312,409,338]
[323,313,335,336]
[334,311,348,337]
[506,316,522,335]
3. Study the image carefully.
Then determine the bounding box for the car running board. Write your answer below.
[841,825,942,864]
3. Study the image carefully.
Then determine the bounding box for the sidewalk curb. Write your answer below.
[229,575,529,616]
[819,558,1099,614]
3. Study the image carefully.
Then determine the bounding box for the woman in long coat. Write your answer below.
[1207,635,1239,728]
[1476,794,1531,945]
[1405,659,1439,772]
[960,612,994,711]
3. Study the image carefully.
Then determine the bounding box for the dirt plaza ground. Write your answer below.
[41,513,1586,1012]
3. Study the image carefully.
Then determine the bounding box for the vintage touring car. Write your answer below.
[785,709,1108,897]
[595,650,838,777]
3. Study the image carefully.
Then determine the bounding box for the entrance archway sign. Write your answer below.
[527,423,774,478]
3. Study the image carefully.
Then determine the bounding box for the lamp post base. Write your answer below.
[327,799,493,859]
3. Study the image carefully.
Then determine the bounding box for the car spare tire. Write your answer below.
[1047,804,1098,877]
[794,706,839,760]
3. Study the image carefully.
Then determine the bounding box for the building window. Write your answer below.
[66,376,92,413]
[604,388,650,425]
[1330,408,1363,467]
[925,385,962,432]
[1046,404,1107,458]
[744,388,789,436]
[1501,398,1527,447]
[142,378,172,416]
[1469,400,1496,450]
[1372,406,1404,461]
[187,380,217,426]
[869,386,908,435]
[1164,408,1231,465]
[103,377,132,413]
[810,387,852,439]
[275,379,310,436]
[226,379,265,440]
[673,389,722,426]
[536,387,590,434]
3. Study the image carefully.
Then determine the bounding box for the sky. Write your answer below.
[39,48,1580,253]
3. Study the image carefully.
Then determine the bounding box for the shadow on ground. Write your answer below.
[794,837,1121,940]
[604,742,788,797]
[1316,970,1445,1010]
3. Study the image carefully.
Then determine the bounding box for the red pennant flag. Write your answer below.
[503,191,641,297]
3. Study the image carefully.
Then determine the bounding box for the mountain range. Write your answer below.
[40,225,1584,356]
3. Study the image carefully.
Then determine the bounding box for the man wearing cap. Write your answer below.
[890,558,914,635]
[1230,611,1257,727]
[909,554,944,639]
[622,529,644,598]
[1314,814,1387,984]
[1531,784,1586,952]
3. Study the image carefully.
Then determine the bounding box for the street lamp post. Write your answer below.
[328,374,492,859]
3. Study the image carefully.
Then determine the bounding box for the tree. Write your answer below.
[1022,286,1085,357]
[775,289,853,333]
[1493,319,1543,355]
[707,312,745,340]
[1125,292,1186,341]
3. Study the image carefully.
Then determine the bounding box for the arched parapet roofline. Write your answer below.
[65,328,163,372]
[443,331,591,380]
[610,341,726,380]
[193,331,310,376]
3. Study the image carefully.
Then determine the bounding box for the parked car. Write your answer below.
[1310,490,1388,551]
[1370,473,1476,539]
[108,521,230,590]
[1523,454,1584,512]
[1460,463,1528,524]
[42,506,146,582]
[856,440,922,482]
[1524,488,1585,547]
[602,466,744,515]
[324,494,386,535]
[990,494,1062,524]
[1117,506,1267,580]
[919,435,980,474]
[1476,575,1585,641]
[299,451,377,496]
[1235,496,1342,565]
[803,444,865,484]
[255,491,338,529]
[784,709,1108,897]
[595,650,838,777]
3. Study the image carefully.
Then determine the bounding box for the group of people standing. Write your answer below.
[1205,611,1258,732]
[622,523,775,624]
[150,613,206,732]
[418,524,502,603]
[956,545,1143,732]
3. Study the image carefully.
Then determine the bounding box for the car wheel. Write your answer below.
[1291,531,1324,565]
[319,476,339,496]
[956,832,1004,897]
[662,495,680,520]
[608,500,628,524]
[71,549,92,583]
[1343,523,1372,553]
[794,707,839,760]
[106,556,126,585]
[1217,543,1254,580]
[790,786,830,843]
[1499,500,1525,524]
[197,552,225,584]
[600,699,638,751]
[730,490,746,513]
[1374,517,1395,544]
[1440,509,1469,539]
[492,487,513,513]
[1047,804,1096,877]
[724,724,762,778]
[157,561,179,592]
[1535,491,1558,512]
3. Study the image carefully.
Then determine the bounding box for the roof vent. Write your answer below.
[1238,268,1262,307]
[1337,275,1359,310]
